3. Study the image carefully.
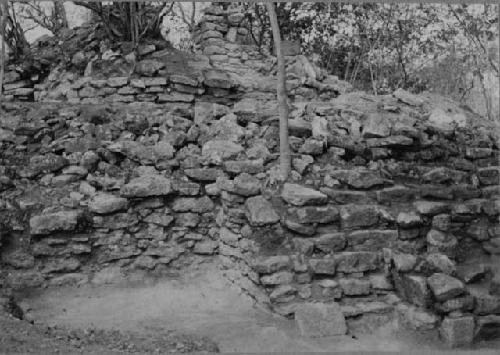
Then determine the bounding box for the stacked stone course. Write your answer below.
[0,4,499,348]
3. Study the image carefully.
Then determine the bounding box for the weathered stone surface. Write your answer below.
[170,74,199,87]
[426,106,465,133]
[422,167,467,184]
[193,240,218,255]
[436,295,474,314]
[362,112,391,138]
[452,200,483,216]
[232,173,261,196]
[172,181,200,196]
[143,213,174,227]
[473,292,500,315]
[397,303,439,330]
[466,147,493,159]
[94,212,139,230]
[335,252,379,273]
[295,302,347,337]
[432,214,451,232]
[252,255,290,274]
[439,316,474,348]
[184,168,224,182]
[204,70,233,88]
[202,140,244,164]
[314,233,346,253]
[293,155,314,175]
[260,271,294,285]
[108,141,175,165]
[346,230,397,251]
[475,315,500,341]
[417,253,456,276]
[223,159,264,174]
[218,227,240,247]
[491,273,500,296]
[270,285,297,303]
[397,212,422,228]
[398,228,421,240]
[483,237,500,255]
[315,279,342,299]
[426,230,458,258]
[1,250,35,269]
[233,98,277,123]
[427,273,465,302]
[369,274,393,290]
[194,101,227,124]
[309,258,336,275]
[120,175,172,197]
[392,273,430,307]
[24,154,69,177]
[107,77,128,87]
[393,252,417,272]
[172,196,214,213]
[88,193,129,214]
[43,257,82,273]
[175,212,200,227]
[338,278,371,296]
[340,205,380,229]
[135,59,165,76]
[30,211,84,235]
[377,186,415,204]
[284,218,316,236]
[477,167,499,186]
[293,206,339,224]
[158,93,194,103]
[341,301,393,319]
[245,196,280,226]
[299,138,324,156]
[414,201,449,215]
[466,218,490,241]
[281,183,328,206]
[365,135,413,147]
[5,270,45,289]
[321,189,372,205]
[329,169,385,189]
[289,119,313,137]
[456,264,489,284]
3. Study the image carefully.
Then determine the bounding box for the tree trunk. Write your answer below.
[0,1,6,107]
[266,2,291,180]
[53,1,69,32]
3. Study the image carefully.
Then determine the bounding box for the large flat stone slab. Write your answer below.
[30,210,84,235]
[281,183,327,206]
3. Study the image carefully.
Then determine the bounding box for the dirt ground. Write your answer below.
[2,259,500,353]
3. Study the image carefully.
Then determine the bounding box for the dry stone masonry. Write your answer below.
[1,4,499,348]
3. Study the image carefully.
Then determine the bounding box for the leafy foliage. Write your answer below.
[16,1,69,37]
[0,1,30,59]
[73,1,173,44]
[243,3,498,118]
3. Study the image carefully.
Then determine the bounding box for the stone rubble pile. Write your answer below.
[2,5,351,106]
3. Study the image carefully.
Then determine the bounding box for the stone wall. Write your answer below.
[1,87,499,346]
[1,5,349,105]
[0,3,499,348]
[211,91,500,345]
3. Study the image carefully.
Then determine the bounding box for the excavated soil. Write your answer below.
[0,259,496,353]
